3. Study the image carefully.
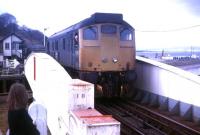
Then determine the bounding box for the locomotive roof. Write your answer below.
[50,13,134,39]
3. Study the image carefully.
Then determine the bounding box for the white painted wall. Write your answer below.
[25,53,96,135]
[135,56,200,107]
[25,53,72,135]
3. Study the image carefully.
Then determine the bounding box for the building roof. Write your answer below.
[0,33,24,42]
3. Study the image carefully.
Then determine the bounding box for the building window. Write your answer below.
[19,44,22,49]
[83,26,98,40]
[5,43,10,50]
[11,42,22,50]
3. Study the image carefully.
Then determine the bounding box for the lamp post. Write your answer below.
[43,28,48,47]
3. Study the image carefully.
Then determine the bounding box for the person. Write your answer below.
[7,83,40,135]
[28,100,48,135]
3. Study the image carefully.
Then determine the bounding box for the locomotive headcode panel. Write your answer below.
[47,13,137,97]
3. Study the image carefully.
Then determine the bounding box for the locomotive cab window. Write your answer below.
[83,26,98,40]
[120,28,133,41]
[101,25,117,34]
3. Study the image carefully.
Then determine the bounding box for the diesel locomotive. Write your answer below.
[47,13,136,96]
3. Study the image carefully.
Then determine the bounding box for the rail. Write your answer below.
[96,98,166,135]
[96,102,145,135]
[120,100,200,135]
[96,98,200,135]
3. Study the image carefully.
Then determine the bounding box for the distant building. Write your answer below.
[0,33,46,64]
[0,33,24,60]
[0,33,45,73]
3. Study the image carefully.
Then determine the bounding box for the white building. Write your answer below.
[0,33,23,59]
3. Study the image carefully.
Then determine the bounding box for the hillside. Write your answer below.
[0,13,44,45]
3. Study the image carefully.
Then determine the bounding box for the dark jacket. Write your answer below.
[8,108,40,135]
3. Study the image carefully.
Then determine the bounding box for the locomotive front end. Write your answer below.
[78,13,136,96]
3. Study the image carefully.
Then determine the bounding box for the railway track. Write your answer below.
[95,98,200,135]
[95,98,166,135]
[121,98,200,135]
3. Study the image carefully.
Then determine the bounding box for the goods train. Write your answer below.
[47,13,136,96]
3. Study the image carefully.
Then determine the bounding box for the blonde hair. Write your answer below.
[7,83,28,110]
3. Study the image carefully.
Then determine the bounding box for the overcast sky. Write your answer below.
[0,0,200,50]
